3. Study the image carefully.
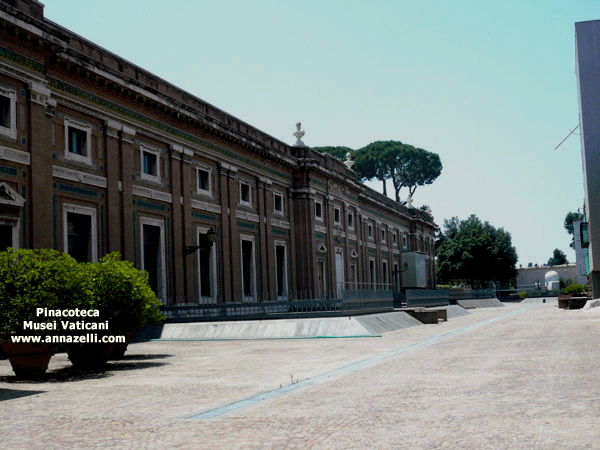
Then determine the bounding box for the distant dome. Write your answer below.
[545,271,559,281]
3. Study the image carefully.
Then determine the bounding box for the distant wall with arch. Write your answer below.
[516,264,578,290]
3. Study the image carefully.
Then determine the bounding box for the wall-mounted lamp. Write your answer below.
[185,228,218,255]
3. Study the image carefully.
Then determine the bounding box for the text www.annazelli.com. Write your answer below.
[10,334,126,344]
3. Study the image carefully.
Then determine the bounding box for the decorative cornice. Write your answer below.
[52,165,107,188]
[191,199,221,214]
[132,185,172,203]
[0,146,30,165]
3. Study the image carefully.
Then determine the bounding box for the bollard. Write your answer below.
[543,298,546,303]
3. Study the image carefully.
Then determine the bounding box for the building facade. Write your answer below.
[576,19,600,298]
[0,0,437,306]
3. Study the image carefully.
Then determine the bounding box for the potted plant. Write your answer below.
[67,253,163,363]
[0,248,89,378]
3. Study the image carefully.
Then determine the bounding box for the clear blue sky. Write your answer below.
[45,0,600,267]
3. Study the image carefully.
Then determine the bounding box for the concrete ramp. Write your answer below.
[583,299,600,310]
[146,312,423,340]
[431,305,471,319]
[353,312,423,335]
[457,298,505,309]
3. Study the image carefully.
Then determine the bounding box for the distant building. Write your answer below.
[0,0,437,308]
[576,19,600,297]
[516,264,577,291]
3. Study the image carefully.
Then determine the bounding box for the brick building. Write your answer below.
[0,0,437,307]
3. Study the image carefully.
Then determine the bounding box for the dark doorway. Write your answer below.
[0,224,12,251]
[198,233,212,298]
[275,245,285,298]
[143,224,162,297]
[241,239,254,298]
[67,213,92,262]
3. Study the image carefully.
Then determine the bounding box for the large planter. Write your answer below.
[558,294,589,310]
[109,330,134,360]
[1,341,54,378]
[64,342,114,370]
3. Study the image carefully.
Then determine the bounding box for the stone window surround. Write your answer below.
[240,233,257,301]
[63,203,98,263]
[239,179,252,208]
[140,216,167,301]
[0,215,19,250]
[64,116,93,166]
[0,85,17,140]
[196,225,217,302]
[196,164,212,197]
[140,142,162,184]
[273,190,284,215]
[315,199,323,222]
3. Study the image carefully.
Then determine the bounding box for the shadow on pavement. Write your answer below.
[0,387,46,401]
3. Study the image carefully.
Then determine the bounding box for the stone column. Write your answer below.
[169,143,185,303]
[218,162,238,302]
[104,120,122,255]
[119,125,136,264]
[257,176,274,301]
[28,81,54,250]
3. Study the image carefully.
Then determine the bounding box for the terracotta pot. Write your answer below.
[64,342,114,370]
[109,330,134,360]
[1,341,54,378]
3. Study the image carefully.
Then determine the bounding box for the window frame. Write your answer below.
[273,191,284,215]
[140,143,161,183]
[347,212,354,230]
[334,206,341,225]
[315,199,323,222]
[0,86,17,140]
[196,165,212,196]
[239,180,252,207]
[63,203,97,263]
[64,117,92,165]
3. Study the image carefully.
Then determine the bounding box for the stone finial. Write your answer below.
[344,152,355,169]
[406,195,413,208]
[293,122,305,146]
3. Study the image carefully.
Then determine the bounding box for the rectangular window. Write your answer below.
[241,239,255,299]
[140,217,166,302]
[348,212,354,229]
[67,213,92,262]
[197,168,210,193]
[0,87,17,139]
[315,201,323,220]
[274,192,284,214]
[275,244,287,298]
[368,224,373,239]
[198,232,213,300]
[0,224,13,251]
[381,229,386,242]
[63,204,97,263]
[64,118,92,165]
[334,207,341,224]
[402,235,408,251]
[143,151,157,176]
[68,127,87,156]
[393,232,397,246]
[369,259,376,290]
[0,96,10,129]
[382,261,388,287]
[240,182,251,206]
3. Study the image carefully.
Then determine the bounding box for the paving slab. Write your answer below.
[2,302,600,449]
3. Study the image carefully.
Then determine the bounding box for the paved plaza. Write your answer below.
[1,300,600,449]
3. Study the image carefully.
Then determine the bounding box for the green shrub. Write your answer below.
[563,283,584,295]
[519,291,527,300]
[0,248,90,339]
[85,252,164,332]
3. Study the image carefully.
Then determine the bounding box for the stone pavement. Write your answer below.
[1,300,600,449]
